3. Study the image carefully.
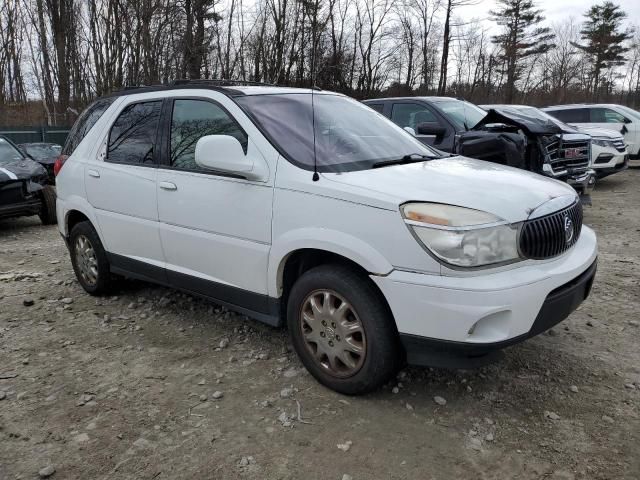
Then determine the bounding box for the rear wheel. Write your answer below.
[69,221,112,294]
[287,264,401,395]
[38,185,57,225]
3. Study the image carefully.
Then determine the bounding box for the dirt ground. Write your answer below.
[1,171,639,480]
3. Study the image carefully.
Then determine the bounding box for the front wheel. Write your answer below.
[287,264,401,395]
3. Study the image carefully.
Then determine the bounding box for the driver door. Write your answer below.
[390,102,452,151]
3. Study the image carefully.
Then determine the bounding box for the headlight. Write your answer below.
[401,203,521,268]
[592,138,614,148]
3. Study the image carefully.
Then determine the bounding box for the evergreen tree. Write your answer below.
[490,0,554,103]
[572,1,632,100]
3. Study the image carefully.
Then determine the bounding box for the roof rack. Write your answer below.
[169,79,276,87]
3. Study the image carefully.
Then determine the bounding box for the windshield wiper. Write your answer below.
[372,153,436,169]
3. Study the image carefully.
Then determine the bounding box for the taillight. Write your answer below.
[53,155,68,176]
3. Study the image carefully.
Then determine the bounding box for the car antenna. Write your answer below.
[311,7,320,181]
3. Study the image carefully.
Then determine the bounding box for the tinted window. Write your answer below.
[107,101,162,165]
[170,99,248,171]
[391,103,438,131]
[367,103,385,113]
[590,108,626,123]
[548,108,589,123]
[236,93,438,172]
[62,98,114,156]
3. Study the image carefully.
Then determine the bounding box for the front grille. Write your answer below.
[544,138,590,174]
[612,138,626,152]
[519,201,583,260]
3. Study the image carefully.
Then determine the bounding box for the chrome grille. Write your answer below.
[544,138,590,174]
[520,201,583,260]
[612,138,626,152]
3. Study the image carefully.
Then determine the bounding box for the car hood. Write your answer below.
[575,126,623,140]
[323,156,577,223]
[0,158,47,182]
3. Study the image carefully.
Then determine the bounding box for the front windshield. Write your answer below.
[431,99,486,130]
[235,93,438,172]
[0,137,25,165]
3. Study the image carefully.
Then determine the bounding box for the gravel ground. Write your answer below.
[1,170,639,480]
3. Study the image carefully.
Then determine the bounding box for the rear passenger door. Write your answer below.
[85,99,166,275]
[156,95,274,314]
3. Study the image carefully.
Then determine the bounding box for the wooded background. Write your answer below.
[1,0,639,126]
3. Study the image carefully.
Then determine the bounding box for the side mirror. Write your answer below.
[623,116,632,124]
[403,126,416,136]
[416,122,447,138]
[195,135,259,179]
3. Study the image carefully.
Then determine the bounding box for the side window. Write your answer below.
[549,108,589,123]
[107,101,162,165]
[591,108,626,123]
[170,99,248,171]
[62,98,114,156]
[367,103,385,114]
[391,103,439,131]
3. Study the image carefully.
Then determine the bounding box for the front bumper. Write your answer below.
[372,226,598,368]
[593,154,629,177]
[565,169,596,195]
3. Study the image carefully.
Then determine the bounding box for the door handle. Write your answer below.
[159,181,177,191]
[87,169,100,178]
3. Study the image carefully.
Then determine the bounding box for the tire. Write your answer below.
[287,264,401,395]
[69,221,112,295]
[38,185,57,225]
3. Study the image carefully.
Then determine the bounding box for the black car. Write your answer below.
[0,136,57,224]
[363,96,596,198]
[18,142,62,184]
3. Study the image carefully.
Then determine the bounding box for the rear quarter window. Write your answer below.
[62,98,115,156]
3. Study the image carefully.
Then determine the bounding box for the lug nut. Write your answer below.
[329,341,334,347]
[336,335,341,341]
[322,320,327,326]
[320,331,325,337]
[331,322,336,328]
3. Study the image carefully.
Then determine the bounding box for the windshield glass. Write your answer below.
[0,137,25,165]
[431,99,486,130]
[22,144,61,160]
[235,93,438,172]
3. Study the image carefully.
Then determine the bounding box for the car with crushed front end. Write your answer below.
[364,97,596,199]
[54,81,598,395]
[0,135,57,224]
[482,104,628,179]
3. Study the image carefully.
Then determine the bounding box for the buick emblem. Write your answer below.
[564,215,574,244]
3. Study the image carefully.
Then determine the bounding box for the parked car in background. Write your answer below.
[18,142,62,184]
[542,104,640,160]
[482,105,628,179]
[55,81,597,395]
[0,136,57,224]
[364,97,595,198]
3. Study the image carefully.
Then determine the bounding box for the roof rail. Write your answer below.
[169,79,276,87]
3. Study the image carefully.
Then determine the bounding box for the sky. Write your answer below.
[457,0,640,32]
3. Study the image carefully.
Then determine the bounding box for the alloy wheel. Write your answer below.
[299,289,367,378]
[74,234,99,286]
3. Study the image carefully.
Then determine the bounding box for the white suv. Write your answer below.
[55,82,598,394]
[543,104,640,160]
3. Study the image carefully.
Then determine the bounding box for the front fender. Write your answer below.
[268,227,393,297]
